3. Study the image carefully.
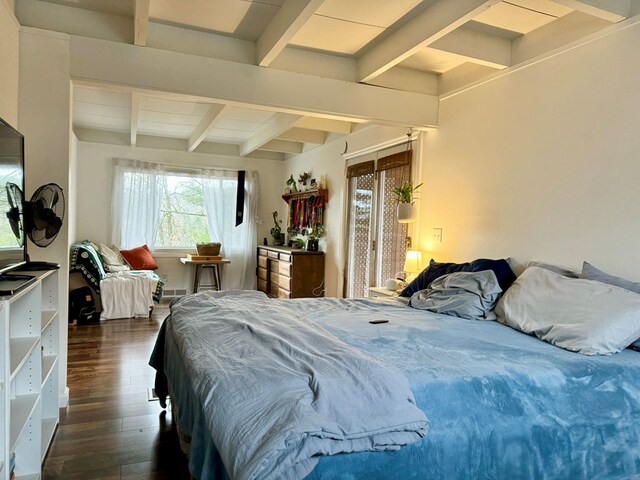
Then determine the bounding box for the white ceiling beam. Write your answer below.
[511,11,610,64]
[356,0,500,83]
[134,0,151,46]
[551,0,630,22]
[256,0,325,67]
[259,139,304,154]
[70,36,440,129]
[130,92,140,146]
[430,26,511,69]
[295,117,352,134]
[278,127,326,144]
[187,103,227,152]
[240,113,303,156]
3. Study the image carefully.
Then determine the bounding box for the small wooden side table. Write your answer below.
[179,257,231,293]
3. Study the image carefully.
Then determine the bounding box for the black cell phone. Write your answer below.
[369,319,389,324]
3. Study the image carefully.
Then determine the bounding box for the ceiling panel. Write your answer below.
[74,86,130,107]
[140,96,211,116]
[73,112,129,131]
[74,101,129,119]
[509,0,573,18]
[223,106,276,124]
[149,0,281,41]
[290,15,385,55]
[138,110,202,127]
[205,128,255,143]
[474,1,559,34]
[400,48,468,74]
[316,0,422,28]
[137,122,195,138]
[39,0,134,17]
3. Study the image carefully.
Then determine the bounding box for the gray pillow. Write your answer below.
[580,261,640,294]
[580,262,640,350]
[496,267,640,355]
[527,260,578,278]
[410,270,502,321]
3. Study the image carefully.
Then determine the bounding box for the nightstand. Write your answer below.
[368,286,400,298]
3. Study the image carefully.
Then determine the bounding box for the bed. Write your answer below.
[151,283,640,480]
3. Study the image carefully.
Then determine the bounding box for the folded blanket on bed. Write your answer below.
[168,290,428,480]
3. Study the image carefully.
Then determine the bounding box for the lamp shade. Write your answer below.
[403,250,422,274]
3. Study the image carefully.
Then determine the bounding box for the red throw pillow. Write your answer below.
[119,244,159,270]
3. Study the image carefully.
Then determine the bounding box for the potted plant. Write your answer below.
[270,211,285,246]
[306,224,324,252]
[292,237,305,249]
[392,181,422,223]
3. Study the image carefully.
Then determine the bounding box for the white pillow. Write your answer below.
[99,243,131,272]
[495,267,640,355]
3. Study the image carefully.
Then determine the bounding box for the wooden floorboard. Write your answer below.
[43,306,192,480]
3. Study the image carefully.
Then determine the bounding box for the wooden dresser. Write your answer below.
[257,246,325,298]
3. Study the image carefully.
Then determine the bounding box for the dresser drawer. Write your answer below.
[277,261,291,277]
[257,267,268,281]
[267,250,279,259]
[258,255,268,269]
[279,253,291,262]
[269,283,279,297]
[270,271,291,290]
[257,278,267,293]
[277,288,291,299]
[277,274,291,290]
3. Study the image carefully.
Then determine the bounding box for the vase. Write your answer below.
[306,239,319,252]
[397,203,416,223]
[273,233,285,246]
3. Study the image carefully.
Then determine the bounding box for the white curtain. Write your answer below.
[111,159,165,249]
[202,169,259,290]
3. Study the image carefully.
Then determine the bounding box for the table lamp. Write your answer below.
[403,250,422,282]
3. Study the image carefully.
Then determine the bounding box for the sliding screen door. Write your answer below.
[344,148,412,298]
[344,161,375,298]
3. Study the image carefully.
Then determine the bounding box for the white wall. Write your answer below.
[75,141,284,291]
[419,20,640,281]
[19,27,72,405]
[284,125,410,297]
[0,0,19,126]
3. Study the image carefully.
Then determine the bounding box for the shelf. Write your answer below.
[282,188,328,203]
[9,337,39,379]
[41,417,58,462]
[41,355,57,385]
[41,310,57,331]
[9,393,39,451]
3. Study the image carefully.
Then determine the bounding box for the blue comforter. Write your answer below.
[154,292,640,480]
[166,291,427,480]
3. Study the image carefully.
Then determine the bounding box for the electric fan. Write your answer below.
[25,183,65,247]
[5,182,24,246]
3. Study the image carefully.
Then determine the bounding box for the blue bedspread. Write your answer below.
[155,293,640,480]
[165,291,427,480]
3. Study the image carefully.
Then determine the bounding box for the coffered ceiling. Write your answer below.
[15,0,637,159]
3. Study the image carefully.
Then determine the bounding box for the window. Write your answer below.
[343,144,413,298]
[111,159,260,290]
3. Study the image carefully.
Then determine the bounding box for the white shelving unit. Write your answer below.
[1,270,59,480]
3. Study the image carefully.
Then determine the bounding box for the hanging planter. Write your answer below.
[392,181,422,224]
[397,203,416,223]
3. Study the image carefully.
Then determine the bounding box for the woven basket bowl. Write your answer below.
[196,242,221,256]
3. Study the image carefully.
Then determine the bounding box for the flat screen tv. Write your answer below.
[0,117,26,274]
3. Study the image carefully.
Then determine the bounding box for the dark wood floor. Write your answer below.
[43,306,192,480]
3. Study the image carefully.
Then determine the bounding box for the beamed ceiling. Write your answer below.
[14,0,639,159]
